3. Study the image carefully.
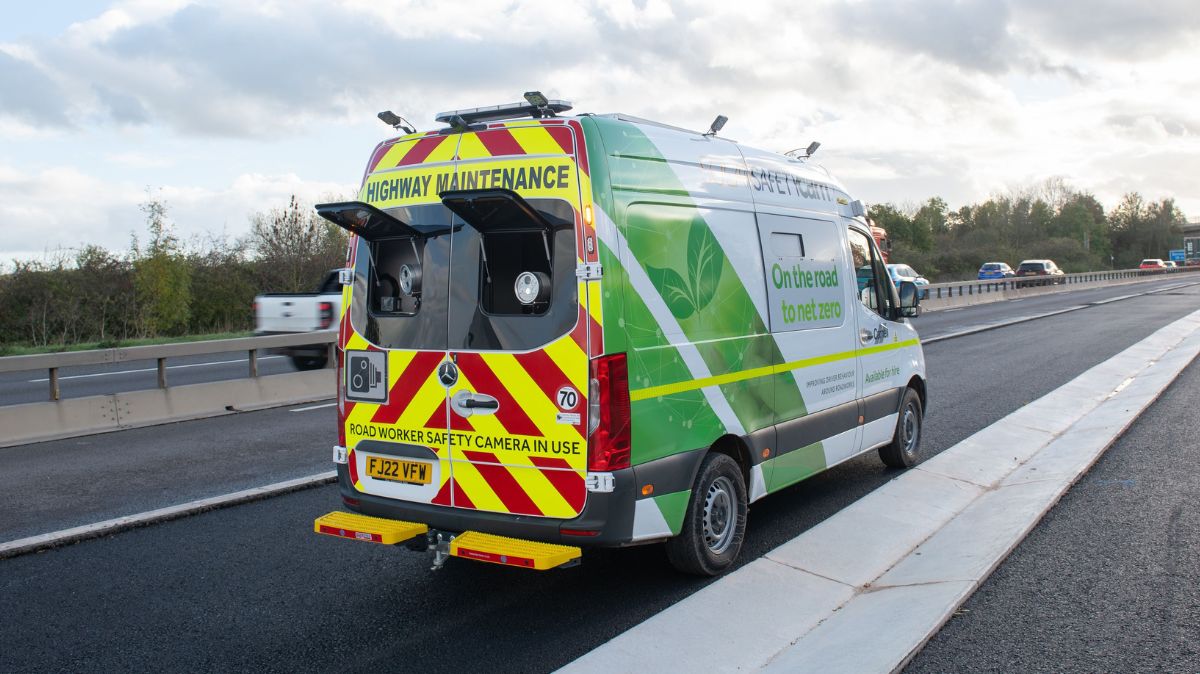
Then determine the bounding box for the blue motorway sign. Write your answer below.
[1169,249,1186,262]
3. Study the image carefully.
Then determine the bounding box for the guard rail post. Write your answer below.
[49,368,60,401]
[249,348,258,378]
[327,342,336,368]
[157,358,167,389]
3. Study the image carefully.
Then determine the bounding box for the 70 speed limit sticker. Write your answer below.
[556,386,579,410]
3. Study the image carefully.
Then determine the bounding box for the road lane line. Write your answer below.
[0,470,336,560]
[27,356,287,383]
[923,306,1085,343]
[290,402,337,412]
[561,308,1200,674]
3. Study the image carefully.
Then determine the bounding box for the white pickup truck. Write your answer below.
[253,270,342,370]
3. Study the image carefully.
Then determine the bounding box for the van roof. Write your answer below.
[374,108,853,210]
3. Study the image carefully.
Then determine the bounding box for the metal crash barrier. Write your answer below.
[0,332,336,448]
[921,266,1199,312]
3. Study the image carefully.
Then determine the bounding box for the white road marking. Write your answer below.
[290,402,337,412]
[0,471,337,560]
[1089,293,1141,305]
[27,356,286,382]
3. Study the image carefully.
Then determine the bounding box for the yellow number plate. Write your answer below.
[365,455,432,485]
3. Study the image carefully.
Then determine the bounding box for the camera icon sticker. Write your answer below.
[345,350,388,403]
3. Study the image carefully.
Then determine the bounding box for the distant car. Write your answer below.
[254,269,343,370]
[1139,259,1167,270]
[1015,259,1066,287]
[886,263,929,299]
[1164,260,1178,268]
[977,262,1015,280]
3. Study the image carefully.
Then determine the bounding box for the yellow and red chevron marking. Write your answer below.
[340,331,590,519]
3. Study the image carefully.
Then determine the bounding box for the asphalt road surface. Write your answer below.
[1,284,1198,672]
[908,343,1200,673]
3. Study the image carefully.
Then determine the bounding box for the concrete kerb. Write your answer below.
[560,308,1200,674]
[0,471,338,560]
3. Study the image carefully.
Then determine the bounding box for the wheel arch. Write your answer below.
[708,433,752,490]
[907,375,927,415]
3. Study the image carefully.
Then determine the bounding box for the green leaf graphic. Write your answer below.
[687,222,722,312]
[645,265,696,320]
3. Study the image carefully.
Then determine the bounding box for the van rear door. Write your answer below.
[336,133,460,512]
[437,122,592,520]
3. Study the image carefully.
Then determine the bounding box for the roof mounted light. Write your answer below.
[435,95,572,126]
[705,114,728,137]
[377,110,415,134]
[524,90,550,108]
[784,141,822,160]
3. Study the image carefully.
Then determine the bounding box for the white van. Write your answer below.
[314,97,928,575]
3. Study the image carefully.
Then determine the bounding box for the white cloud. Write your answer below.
[1,0,1197,261]
[0,163,354,261]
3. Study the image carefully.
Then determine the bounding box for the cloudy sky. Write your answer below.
[2,0,1197,263]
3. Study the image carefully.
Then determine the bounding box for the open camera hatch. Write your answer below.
[441,189,566,316]
[315,201,430,241]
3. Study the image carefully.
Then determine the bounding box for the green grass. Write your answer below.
[0,331,255,357]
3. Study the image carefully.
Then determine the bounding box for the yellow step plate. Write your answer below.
[314,511,428,545]
[450,531,581,570]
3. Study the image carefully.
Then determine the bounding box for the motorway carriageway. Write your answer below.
[1,279,1199,671]
[0,275,1193,408]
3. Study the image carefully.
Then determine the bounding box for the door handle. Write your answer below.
[860,328,873,345]
[462,397,498,410]
[451,390,499,417]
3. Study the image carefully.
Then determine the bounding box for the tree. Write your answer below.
[911,197,946,246]
[250,195,348,292]
[133,194,192,336]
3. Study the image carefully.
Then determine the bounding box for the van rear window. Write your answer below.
[349,199,578,352]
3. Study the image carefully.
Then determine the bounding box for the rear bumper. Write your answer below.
[337,463,641,547]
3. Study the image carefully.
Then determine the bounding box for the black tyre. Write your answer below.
[665,453,747,576]
[291,354,328,371]
[878,387,924,468]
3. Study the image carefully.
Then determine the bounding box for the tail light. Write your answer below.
[587,353,631,472]
[319,301,334,329]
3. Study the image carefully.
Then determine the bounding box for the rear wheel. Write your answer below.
[666,453,747,576]
[291,354,328,370]
[879,387,923,468]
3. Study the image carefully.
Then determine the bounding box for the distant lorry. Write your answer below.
[253,270,342,370]
[869,221,891,263]
[1184,237,1200,266]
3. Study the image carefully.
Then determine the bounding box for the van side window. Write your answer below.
[757,214,845,332]
[847,228,892,317]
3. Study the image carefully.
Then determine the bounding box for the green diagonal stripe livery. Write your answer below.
[585,117,807,444]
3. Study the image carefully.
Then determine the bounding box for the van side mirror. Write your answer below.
[898,280,921,318]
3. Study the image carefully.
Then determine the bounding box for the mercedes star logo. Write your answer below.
[437,361,459,388]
